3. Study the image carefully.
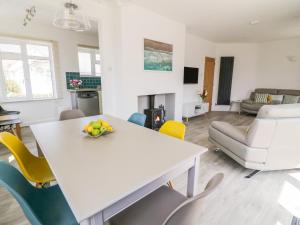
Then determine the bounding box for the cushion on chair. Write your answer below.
[110,186,187,225]
[210,121,248,145]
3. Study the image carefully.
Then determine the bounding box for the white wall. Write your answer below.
[0,20,98,124]
[257,38,300,89]
[211,39,300,111]
[212,43,259,110]
[114,4,186,121]
[184,33,216,103]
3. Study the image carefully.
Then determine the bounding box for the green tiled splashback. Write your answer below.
[66,72,101,89]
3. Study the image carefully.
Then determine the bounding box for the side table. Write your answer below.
[229,100,242,114]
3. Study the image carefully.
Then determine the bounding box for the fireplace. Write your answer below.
[144,95,165,130]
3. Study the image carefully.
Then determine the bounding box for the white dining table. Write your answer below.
[30,115,207,225]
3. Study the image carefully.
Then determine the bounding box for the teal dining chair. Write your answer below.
[128,113,147,127]
[0,161,78,225]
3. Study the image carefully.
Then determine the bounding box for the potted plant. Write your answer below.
[198,89,208,102]
[69,79,82,90]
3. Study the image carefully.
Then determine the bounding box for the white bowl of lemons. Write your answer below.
[83,119,113,138]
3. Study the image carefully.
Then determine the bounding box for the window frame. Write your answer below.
[78,46,101,77]
[0,37,57,102]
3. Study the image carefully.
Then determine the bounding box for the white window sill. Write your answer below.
[1,97,62,104]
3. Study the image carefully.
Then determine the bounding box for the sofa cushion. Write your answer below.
[255,88,278,95]
[241,101,264,111]
[210,121,248,145]
[271,95,283,104]
[277,89,300,96]
[254,93,269,104]
[282,95,299,104]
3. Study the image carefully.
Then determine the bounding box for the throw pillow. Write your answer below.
[267,95,272,104]
[282,95,300,104]
[254,93,269,104]
[271,95,284,105]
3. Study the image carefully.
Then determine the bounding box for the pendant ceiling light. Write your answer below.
[53,2,91,32]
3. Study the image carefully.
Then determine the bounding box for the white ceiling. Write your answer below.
[132,0,300,43]
[0,0,99,35]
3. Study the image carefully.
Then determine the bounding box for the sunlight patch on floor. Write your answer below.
[278,181,300,218]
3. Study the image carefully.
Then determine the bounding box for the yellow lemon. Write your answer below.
[84,125,89,132]
[93,122,101,129]
[97,119,104,124]
[87,126,93,133]
[106,126,113,132]
[92,129,100,136]
[102,121,110,128]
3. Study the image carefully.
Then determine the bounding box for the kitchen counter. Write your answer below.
[67,88,101,92]
[69,89,103,115]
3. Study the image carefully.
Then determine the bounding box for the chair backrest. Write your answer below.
[163,173,224,225]
[159,121,186,140]
[246,104,300,149]
[128,113,147,126]
[0,132,38,182]
[59,109,85,121]
[0,161,42,225]
[246,104,300,169]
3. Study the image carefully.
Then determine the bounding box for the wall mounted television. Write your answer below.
[184,67,199,84]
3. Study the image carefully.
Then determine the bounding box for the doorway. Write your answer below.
[203,57,215,111]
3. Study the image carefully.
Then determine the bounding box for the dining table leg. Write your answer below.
[80,212,104,225]
[187,155,200,197]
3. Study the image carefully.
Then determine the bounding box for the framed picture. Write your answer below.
[144,38,173,71]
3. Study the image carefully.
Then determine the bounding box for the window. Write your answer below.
[78,46,101,76]
[0,37,56,101]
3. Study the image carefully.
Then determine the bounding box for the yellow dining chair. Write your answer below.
[159,121,186,189]
[0,132,55,186]
[159,120,186,140]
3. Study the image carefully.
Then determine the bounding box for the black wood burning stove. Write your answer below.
[144,95,165,130]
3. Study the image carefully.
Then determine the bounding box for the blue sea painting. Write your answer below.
[144,38,173,71]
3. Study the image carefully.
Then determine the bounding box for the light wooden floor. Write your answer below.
[1,112,299,225]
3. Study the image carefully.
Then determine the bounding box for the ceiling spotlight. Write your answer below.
[249,20,260,25]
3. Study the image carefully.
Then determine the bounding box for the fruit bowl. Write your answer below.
[83,119,114,138]
[82,129,113,138]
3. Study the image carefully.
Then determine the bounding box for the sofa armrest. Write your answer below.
[242,99,253,104]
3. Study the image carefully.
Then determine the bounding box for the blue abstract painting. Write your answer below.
[144,38,173,71]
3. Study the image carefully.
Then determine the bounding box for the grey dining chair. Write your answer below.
[110,173,224,225]
[59,109,85,121]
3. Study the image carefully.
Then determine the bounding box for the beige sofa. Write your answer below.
[241,88,300,114]
[209,104,300,171]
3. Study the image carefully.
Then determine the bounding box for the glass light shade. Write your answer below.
[53,3,91,32]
